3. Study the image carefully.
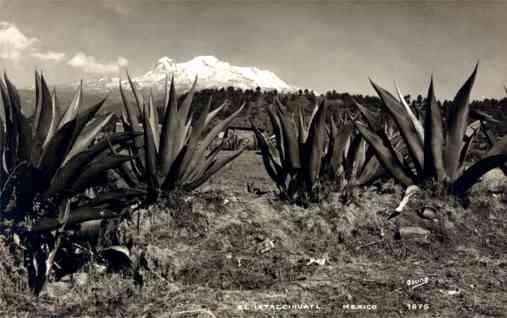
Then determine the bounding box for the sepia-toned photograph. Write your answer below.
[0,0,506,317]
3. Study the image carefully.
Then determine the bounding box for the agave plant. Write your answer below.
[321,111,405,191]
[0,72,140,295]
[355,65,507,202]
[118,74,246,203]
[251,99,391,204]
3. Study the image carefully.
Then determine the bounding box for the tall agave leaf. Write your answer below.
[266,104,286,166]
[251,119,286,189]
[177,102,246,183]
[0,116,4,176]
[304,101,327,188]
[444,64,478,181]
[274,100,301,170]
[158,76,180,176]
[46,133,139,196]
[423,78,447,180]
[352,98,380,132]
[343,134,363,181]
[0,116,9,210]
[323,121,353,178]
[141,102,161,196]
[185,147,245,190]
[31,72,48,160]
[63,113,115,165]
[355,122,414,187]
[1,75,32,163]
[32,189,145,233]
[395,82,424,143]
[370,80,424,175]
[59,80,83,129]
[459,120,480,166]
[147,94,160,151]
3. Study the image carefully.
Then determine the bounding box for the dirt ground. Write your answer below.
[1,151,506,318]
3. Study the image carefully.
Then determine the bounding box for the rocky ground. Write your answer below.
[0,151,506,318]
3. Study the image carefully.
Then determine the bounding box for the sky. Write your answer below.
[0,0,506,99]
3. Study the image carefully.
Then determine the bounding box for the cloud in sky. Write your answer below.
[0,21,129,81]
[0,21,68,64]
[67,52,128,74]
[30,51,66,62]
[0,22,38,60]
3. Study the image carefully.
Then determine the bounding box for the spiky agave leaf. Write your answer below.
[304,101,327,188]
[395,82,424,143]
[355,152,386,186]
[141,102,161,198]
[322,121,353,179]
[355,121,415,187]
[147,93,160,151]
[0,116,4,175]
[119,78,140,130]
[69,154,133,194]
[171,79,197,164]
[62,113,115,165]
[459,120,480,166]
[204,99,230,127]
[32,189,144,233]
[36,97,108,179]
[177,102,246,184]
[296,103,307,144]
[45,87,62,149]
[158,76,180,176]
[126,71,143,115]
[274,99,301,170]
[266,104,286,166]
[352,98,381,132]
[185,146,245,190]
[120,78,146,176]
[37,119,78,188]
[0,75,32,164]
[0,117,11,210]
[343,133,363,182]
[30,73,55,159]
[423,78,447,181]
[58,80,83,129]
[370,80,424,175]
[45,133,138,196]
[251,119,286,189]
[444,64,478,181]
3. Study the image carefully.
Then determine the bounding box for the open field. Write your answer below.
[1,151,505,318]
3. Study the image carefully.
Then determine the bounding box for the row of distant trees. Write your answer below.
[182,85,506,132]
[100,85,507,138]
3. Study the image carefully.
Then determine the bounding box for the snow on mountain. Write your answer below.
[72,56,294,93]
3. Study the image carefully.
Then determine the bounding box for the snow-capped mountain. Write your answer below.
[69,56,294,93]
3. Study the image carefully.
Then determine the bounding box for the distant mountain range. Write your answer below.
[62,56,295,94]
